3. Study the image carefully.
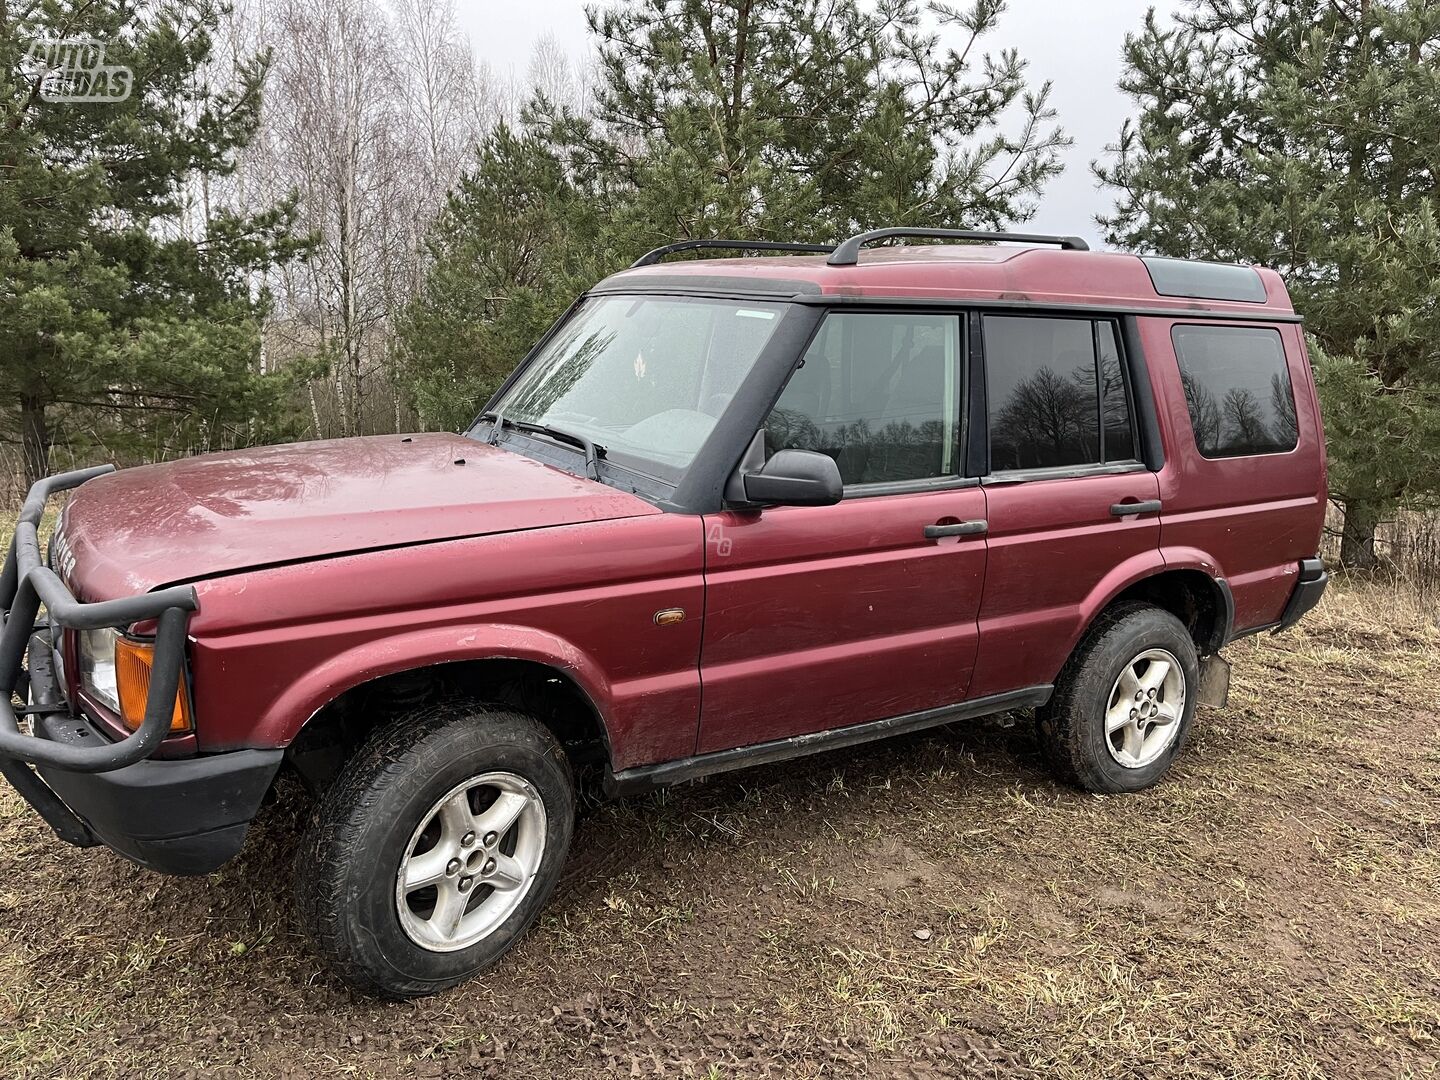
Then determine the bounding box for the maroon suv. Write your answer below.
[2,228,1328,998]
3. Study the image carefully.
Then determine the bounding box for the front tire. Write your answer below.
[1037,603,1199,794]
[296,703,575,999]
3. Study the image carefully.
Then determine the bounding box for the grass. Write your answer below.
[0,507,1437,1075]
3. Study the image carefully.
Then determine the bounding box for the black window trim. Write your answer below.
[980,311,1146,482]
[1093,319,1141,467]
[843,474,982,501]
[794,292,1304,323]
[1169,321,1301,460]
[982,460,1149,486]
[763,307,973,499]
[1121,315,1166,472]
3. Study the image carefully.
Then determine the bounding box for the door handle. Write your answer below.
[924,520,988,539]
[1110,500,1162,517]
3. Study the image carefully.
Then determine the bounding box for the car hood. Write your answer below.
[59,433,660,597]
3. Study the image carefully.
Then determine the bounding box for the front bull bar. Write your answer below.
[0,465,198,845]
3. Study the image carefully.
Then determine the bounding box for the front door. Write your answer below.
[697,311,988,754]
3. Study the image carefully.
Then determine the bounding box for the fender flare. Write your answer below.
[251,623,615,748]
[1075,548,1233,656]
[1075,550,1171,632]
[1159,546,1235,649]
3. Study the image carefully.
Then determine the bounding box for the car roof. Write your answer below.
[593,245,1296,318]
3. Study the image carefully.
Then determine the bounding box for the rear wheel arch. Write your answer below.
[1100,569,1231,656]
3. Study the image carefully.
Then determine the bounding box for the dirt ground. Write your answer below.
[0,582,1436,1078]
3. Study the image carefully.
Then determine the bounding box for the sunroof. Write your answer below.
[1141,257,1267,304]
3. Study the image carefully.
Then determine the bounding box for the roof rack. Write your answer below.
[630,239,835,268]
[826,227,1089,266]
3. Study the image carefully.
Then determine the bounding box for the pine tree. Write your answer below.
[1096,0,1440,568]
[399,0,1068,426]
[0,0,310,486]
[565,0,1068,243]
[396,122,611,431]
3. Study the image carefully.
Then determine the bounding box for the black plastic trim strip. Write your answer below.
[794,294,1304,323]
[965,310,989,477]
[842,475,981,501]
[606,685,1054,794]
[1120,315,1166,472]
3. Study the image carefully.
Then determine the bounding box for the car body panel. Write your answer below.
[59,433,659,598]
[184,513,706,769]
[695,486,988,753]
[968,472,1164,698]
[1144,319,1328,632]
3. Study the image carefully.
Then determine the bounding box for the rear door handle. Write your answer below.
[1110,500,1162,517]
[924,520,988,539]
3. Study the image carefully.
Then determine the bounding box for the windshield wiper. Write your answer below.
[477,412,607,481]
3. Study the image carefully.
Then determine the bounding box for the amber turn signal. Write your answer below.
[114,636,192,734]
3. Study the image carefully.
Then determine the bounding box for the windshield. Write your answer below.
[479,295,786,481]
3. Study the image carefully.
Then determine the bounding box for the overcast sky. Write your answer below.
[453,0,1165,250]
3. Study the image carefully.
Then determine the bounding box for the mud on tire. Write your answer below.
[1037,602,1200,795]
[295,702,575,999]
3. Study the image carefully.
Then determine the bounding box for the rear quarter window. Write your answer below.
[1171,324,1298,458]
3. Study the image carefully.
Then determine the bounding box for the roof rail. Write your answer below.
[827,227,1089,266]
[631,239,835,268]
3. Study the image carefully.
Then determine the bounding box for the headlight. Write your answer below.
[78,627,120,713]
[78,627,192,734]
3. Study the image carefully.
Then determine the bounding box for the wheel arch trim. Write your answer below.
[253,624,616,751]
[1074,553,1233,662]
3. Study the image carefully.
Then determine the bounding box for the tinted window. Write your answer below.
[1142,257,1267,303]
[1098,322,1136,461]
[987,316,1142,471]
[765,313,962,486]
[1172,325,1298,458]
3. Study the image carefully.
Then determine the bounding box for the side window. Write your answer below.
[765,313,962,486]
[984,315,1137,472]
[1098,322,1137,461]
[1171,325,1298,458]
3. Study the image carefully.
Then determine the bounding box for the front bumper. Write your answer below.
[33,709,281,875]
[3,466,280,875]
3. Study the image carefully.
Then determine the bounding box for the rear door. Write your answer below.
[968,313,1164,699]
[696,310,989,754]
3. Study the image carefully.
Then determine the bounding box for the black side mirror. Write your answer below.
[742,449,843,507]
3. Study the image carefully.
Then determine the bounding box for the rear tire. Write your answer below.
[296,702,575,999]
[1037,603,1199,794]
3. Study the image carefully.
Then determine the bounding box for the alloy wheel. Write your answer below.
[395,771,547,952]
[1104,648,1186,769]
